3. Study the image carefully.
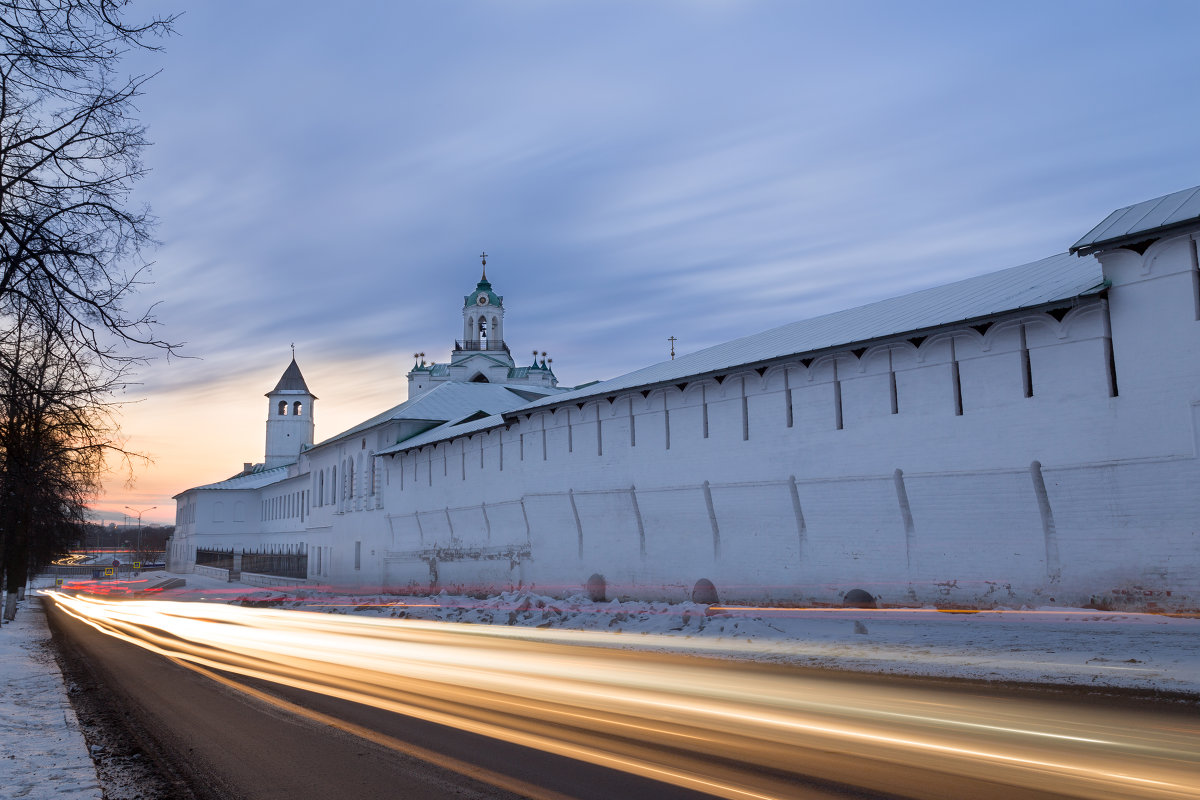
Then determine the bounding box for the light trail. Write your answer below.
[46,591,1200,799]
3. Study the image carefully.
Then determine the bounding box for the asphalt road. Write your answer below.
[45,595,1200,800]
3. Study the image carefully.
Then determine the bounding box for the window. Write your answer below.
[294,401,303,416]
[278,400,287,415]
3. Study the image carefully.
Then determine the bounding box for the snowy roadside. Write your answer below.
[0,594,102,800]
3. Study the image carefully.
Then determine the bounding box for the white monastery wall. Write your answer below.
[171,227,1200,610]
[355,240,1200,608]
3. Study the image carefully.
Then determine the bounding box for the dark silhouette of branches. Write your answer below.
[0,3,176,616]
[1,301,140,618]
[0,0,178,360]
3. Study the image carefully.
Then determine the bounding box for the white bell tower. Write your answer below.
[461,252,506,350]
[265,355,316,468]
[406,254,560,396]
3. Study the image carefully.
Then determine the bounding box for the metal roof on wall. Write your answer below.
[518,251,1107,413]
[1071,184,1200,254]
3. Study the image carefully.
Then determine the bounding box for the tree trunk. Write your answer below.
[3,546,26,621]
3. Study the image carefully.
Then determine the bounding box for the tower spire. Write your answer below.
[479,251,488,281]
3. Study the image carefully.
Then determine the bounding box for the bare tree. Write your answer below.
[0,2,176,618]
[0,302,131,619]
[0,0,177,359]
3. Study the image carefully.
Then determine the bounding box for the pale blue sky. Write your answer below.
[101,0,1200,522]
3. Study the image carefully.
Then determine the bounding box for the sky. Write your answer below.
[92,0,1200,525]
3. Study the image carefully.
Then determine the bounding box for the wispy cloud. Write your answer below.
[94,0,1200,522]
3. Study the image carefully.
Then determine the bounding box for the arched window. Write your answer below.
[278,400,288,415]
[318,471,324,506]
[470,373,489,383]
[293,401,303,416]
[331,466,336,504]
[478,316,488,343]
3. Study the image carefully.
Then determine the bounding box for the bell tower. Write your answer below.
[265,355,316,468]
[406,254,560,397]
[461,252,506,352]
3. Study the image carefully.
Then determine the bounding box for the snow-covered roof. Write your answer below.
[520,251,1106,412]
[379,412,507,455]
[1071,184,1200,255]
[178,465,291,495]
[316,381,555,448]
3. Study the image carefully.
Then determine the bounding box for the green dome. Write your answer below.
[464,276,502,309]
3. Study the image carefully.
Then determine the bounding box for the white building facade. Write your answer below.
[171,186,1200,610]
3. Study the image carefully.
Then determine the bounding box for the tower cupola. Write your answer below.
[460,252,506,353]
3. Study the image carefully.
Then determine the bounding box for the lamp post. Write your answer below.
[125,506,156,560]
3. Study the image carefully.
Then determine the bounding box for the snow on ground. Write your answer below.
[0,593,101,800]
[9,569,1200,799]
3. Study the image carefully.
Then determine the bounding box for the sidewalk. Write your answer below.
[0,594,102,800]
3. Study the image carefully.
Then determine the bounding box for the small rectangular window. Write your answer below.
[741,378,749,441]
[1020,324,1033,398]
[951,361,963,415]
[354,541,361,571]
[833,380,843,430]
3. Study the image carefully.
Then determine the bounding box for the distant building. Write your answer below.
[171,186,1200,610]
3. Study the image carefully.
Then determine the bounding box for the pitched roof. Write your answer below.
[177,465,291,495]
[269,358,314,396]
[314,381,557,448]
[519,251,1107,412]
[379,412,506,455]
[1071,184,1200,255]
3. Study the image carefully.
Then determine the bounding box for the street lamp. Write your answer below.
[125,506,156,560]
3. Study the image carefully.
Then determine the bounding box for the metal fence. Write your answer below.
[241,544,307,580]
[195,547,234,572]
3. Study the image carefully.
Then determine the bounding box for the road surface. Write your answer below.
[45,593,1200,799]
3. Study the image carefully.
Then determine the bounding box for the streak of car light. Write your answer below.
[45,591,1200,800]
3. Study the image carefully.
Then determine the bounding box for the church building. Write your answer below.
[407,259,560,398]
[171,185,1200,611]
